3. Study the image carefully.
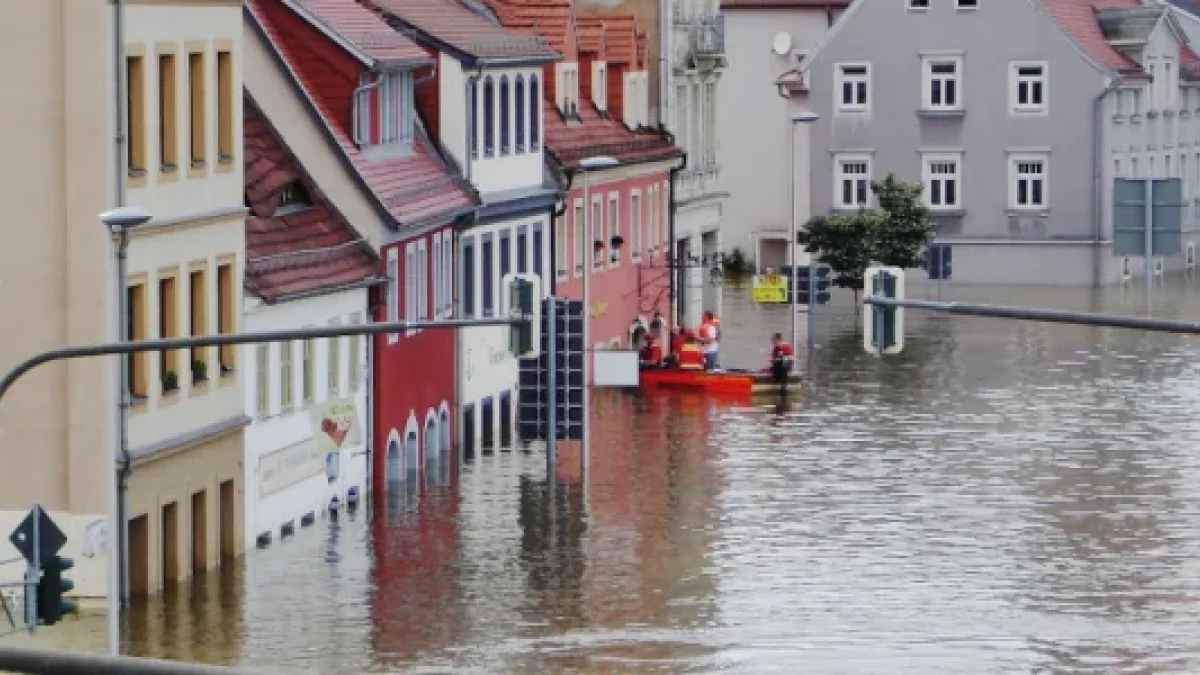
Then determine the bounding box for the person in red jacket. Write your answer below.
[639,333,664,369]
[768,333,795,381]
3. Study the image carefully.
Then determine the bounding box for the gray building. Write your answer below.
[788,0,1200,285]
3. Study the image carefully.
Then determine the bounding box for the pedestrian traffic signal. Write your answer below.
[785,265,831,305]
[502,273,541,358]
[863,266,905,355]
[36,555,76,625]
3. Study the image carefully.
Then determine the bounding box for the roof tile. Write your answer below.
[289,0,430,64]
[366,0,560,63]
[1038,0,1150,77]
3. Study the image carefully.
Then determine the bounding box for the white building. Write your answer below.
[717,0,846,270]
[240,99,379,548]
[664,0,727,326]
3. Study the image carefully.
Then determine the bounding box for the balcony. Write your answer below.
[690,16,725,70]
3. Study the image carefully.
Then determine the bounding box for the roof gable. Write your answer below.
[366,0,561,65]
[282,0,431,66]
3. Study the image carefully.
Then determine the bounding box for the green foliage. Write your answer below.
[161,369,179,393]
[796,173,934,291]
[721,247,752,276]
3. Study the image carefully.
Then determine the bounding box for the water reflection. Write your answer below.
[46,278,1200,673]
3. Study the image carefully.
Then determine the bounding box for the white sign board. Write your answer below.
[593,350,640,387]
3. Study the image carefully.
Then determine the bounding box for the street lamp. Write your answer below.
[577,155,618,477]
[98,205,151,656]
[789,110,818,352]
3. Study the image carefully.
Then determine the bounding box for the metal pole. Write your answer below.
[581,171,591,479]
[112,227,130,654]
[788,121,798,349]
[1144,178,1153,309]
[545,297,557,478]
[807,262,816,351]
[862,295,1200,334]
[25,506,40,634]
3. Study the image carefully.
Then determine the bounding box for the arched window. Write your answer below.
[483,76,495,157]
[386,437,400,483]
[499,75,511,155]
[529,74,540,150]
[438,407,451,486]
[424,415,438,478]
[468,78,479,159]
[514,75,526,154]
[404,430,418,479]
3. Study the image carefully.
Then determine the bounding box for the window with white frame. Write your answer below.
[386,248,399,344]
[592,199,604,268]
[835,64,869,112]
[907,0,929,9]
[354,70,415,158]
[661,183,670,247]
[834,155,871,208]
[405,243,417,335]
[433,234,442,318]
[418,239,428,323]
[1009,155,1047,209]
[922,154,961,210]
[573,201,585,274]
[923,57,961,110]
[556,216,568,278]
[608,195,620,266]
[631,192,642,260]
[1011,63,1047,114]
[956,0,977,8]
[647,186,658,252]
[442,236,453,317]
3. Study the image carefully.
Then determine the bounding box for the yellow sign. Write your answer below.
[589,300,609,319]
[752,274,788,303]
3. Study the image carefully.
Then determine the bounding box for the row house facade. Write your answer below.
[241,98,379,549]
[244,0,475,508]
[367,0,560,456]
[793,0,1200,286]
[717,0,846,270]
[481,0,682,347]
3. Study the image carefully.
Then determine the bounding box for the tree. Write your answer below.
[796,173,934,294]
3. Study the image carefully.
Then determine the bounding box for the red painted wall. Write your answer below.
[371,224,456,496]
[555,169,671,347]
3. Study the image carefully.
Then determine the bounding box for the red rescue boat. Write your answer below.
[639,367,803,397]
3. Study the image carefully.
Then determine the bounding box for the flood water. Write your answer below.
[31,277,1200,673]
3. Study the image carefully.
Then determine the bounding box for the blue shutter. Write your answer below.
[481,233,494,316]
[532,223,544,278]
[517,224,528,274]
[462,236,475,317]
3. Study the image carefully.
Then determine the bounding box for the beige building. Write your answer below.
[0,0,246,602]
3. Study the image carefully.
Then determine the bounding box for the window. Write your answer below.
[418,239,428,322]
[127,282,148,400]
[468,79,478,159]
[500,229,512,281]
[277,181,312,214]
[217,262,235,374]
[302,338,315,405]
[908,0,929,8]
[433,235,442,318]
[158,52,178,172]
[386,248,399,342]
[517,225,528,274]
[405,244,417,335]
[158,273,179,394]
[443,235,453,316]
[327,318,340,398]
[481,396,494,449]
[483,76,495,157]
[608,196,620,265]
[463,237,476,317]
[217,50,234,163]
[533,224,543,278]
[834,155,871,208]
[836,64,869,112]
[1011,63,1047,114]
[354,70,415,154]
[556,217,567,277]
[704,82,717,166]
[349,313,362,390]
[662,184,670,247]
[530,74,540,149]
[923,57,961,110]
[631,193,642,260]
[1010,155,1047,209]
[280,342,293,411]
[188,50,206,168]
[482,233,495,316]
[500,75,511,155]
[499,390,512,447]
[255,344,269,418]
[592,200,603,268]
[189,267,207,385]
[922,155,961,210]
[515,75,526,153]
[573,202,585,274]
[127,54,146,177]
[957,0,977,8]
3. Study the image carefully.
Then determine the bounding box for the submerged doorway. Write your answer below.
[129,515,149,596]
[161,502,178,586]
[192,490,208,573]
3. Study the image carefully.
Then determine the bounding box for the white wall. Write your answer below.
[241,288,369,549]
[466,66,546,195]
[439,53,467,168]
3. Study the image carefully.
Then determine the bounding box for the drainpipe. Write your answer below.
[111,0,132,644]
[1093,74,1123,288]
[351,78,382,146]
[363,302,374,511]
[667,144,688,329]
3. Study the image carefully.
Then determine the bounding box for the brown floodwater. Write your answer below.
[24,277,1200,673]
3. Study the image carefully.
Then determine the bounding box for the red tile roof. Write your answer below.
[543,99,680,170]
[720,0,849,10]
[247,0,477,229]
[287,0,430,65]
[1038,0,1150,78]
[577,16,638,67]
[484,0,576,58]
[244,98,379,301]
[365,0,560,64]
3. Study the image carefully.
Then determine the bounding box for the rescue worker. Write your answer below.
[665,326,686,368]
[639,332,664,370]
[676,330,706,370]
[768,333,795,383]
[698,311,720,371]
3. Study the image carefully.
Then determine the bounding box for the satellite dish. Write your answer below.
[771,31,792,56]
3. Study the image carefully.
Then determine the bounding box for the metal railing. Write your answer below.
[0,645,259,675]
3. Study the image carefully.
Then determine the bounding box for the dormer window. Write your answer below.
[276,180,312,215]
[515,75,526,153]
[353,70,415,160]
[593,61,608,112]
[557,63,580,119]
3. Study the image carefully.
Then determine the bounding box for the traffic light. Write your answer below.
[516,298,584,442]
[863,266,905,355]
[36,555,77,625]
[923,243,952,280]
[502,273,541,358]
[784,265,831,305]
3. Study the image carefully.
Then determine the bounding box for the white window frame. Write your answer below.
[432,233,443,319]
[592,196,604,269]
[417,238,428,326]
[835,63,870,113]
[405,242,417,336]
[922,56,962,111]
[630,190,643,261]
[555,216,568,279]
[608,193,620,268]
[442,234,453,318]
[922,153,962,211]
[386,247,399,344]
[956,0,978,9]
[1010,62,1048,115]
[907,0,929,9]
[647,186,657,253]
[573,198,585,277]
[833,153,872,209]
[354,70,415,157]
[1008,153,1048,210]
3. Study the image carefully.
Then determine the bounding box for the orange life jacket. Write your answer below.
[677,343,705,370]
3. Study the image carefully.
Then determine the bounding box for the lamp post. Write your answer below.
[578,155,619,478]
[789,110,819,352]
[98,206,152,656]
